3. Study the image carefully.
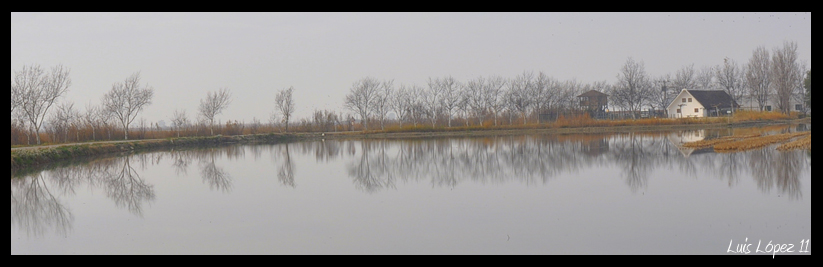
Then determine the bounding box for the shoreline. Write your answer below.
[11,119,809,172]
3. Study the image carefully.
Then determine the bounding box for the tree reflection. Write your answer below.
[199,149,233,193]
[749,149,804,200]
[331,131,808,197]
[100,157,156,216]
[11,173,73,237]
[277,143,296,188]
[341,135,613,193]
[170,150,192,176]
[611,133,660,193]
[11,129,810,241]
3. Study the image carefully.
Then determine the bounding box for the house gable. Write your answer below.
[667,90,705,111]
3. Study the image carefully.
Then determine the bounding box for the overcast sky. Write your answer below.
[11,12,811,123]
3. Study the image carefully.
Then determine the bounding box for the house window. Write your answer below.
[796,104,803,111]
[765,106,772,112]
[688,98,693,103]
[695,108,699,113]
[682,98,687,103]
[677,109,681,113]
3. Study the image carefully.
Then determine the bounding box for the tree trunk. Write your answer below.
[34,125,42,145]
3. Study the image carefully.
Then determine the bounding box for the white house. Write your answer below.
[667,89,740,118]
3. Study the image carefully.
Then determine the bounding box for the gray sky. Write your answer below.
[11,12,811,123]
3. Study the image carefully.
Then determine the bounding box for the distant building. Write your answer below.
[667,89,740,118]
[737,94,809,114]
[577,90,609,119]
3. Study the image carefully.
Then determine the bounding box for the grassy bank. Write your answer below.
[11,117,809,171]
[11,133,306,171]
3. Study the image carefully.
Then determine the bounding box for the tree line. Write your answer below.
[11,41,810,146]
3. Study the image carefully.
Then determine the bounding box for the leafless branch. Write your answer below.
[14,64,71,145]
[199,88,232,136]
[275,86,296,132]
[101,72,154,140]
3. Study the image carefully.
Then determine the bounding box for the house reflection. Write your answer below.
[667,130,712,158]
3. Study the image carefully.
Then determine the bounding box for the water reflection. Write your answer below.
[11,130,810,237]
[199,149,233,193]
[332,133,809,196]
[277,144,296,188]
[102,157,156,215]
[11,172,73,237]
[11,155,158,237]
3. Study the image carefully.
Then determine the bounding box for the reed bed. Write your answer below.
[682,134,763,148]
[776,135,811,151]
[713,132,810,153]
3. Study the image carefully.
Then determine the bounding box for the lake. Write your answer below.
[11,128,812,255]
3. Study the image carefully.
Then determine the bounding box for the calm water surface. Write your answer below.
[11,129,811,255]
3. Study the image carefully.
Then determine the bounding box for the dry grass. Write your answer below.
[682,134,763,148]
[713,132,810,153]
[776,135,811,151]
[731,110,794,122]
[368,114,727,135]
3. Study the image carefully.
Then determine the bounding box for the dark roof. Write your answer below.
[688,90,740,109]
[578,90,609,98]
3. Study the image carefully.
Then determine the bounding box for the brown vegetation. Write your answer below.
[682,134,763,149]
[684,131,810,153]
[776,135,811,151]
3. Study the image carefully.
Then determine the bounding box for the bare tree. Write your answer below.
[465,76,487,125]
[15,64,72,145]
[746,46,772,111]
[101,72,154,140]
[199,88,232,136]
[98,107,115,141]
[51,102,79,143]
[805,70,811,109]
[532,72,554,118]
[275,86,296,132]
[649,75,673,116]
[695,66,716,90]
[457,88,471,127]
[771,41,801,115]
[611,58,652,119]
[425,77,444,127]
[439,76,462,127]
[344,78,380,131]
[673,64,697,90]
[11,83,20,115]
[409,85,426,127]
[558,79,583,112]
[485,76,507,126]
[171,109,189,138]
[716,58,746,114]
[82,104,101,141]
[390,84,412,128]
[372,80,394,130]
[792,63,810,115]
[508,72,536,125]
